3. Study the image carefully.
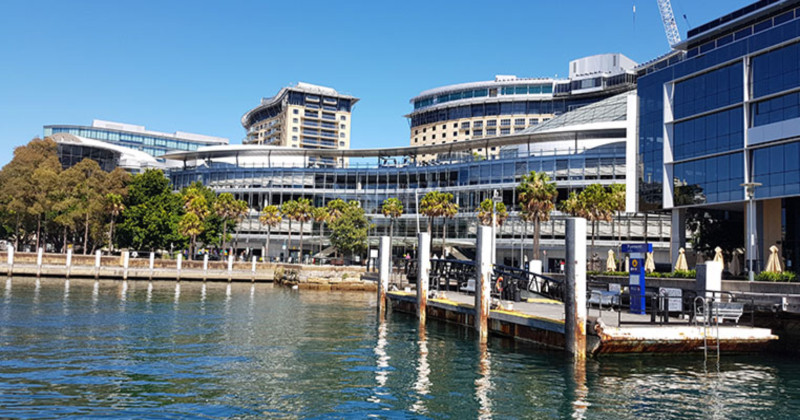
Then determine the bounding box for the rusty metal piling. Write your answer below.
[378,236,390,319]
[417,232,430,325]
[565,218,587,359]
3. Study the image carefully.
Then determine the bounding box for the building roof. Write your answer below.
[523,92,631,134]
[45,120,229,144]
[51,133,169,170]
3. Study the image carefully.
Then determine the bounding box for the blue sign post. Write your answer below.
[622,243,652,315]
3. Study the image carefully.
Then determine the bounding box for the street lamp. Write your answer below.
[741,182,762,282]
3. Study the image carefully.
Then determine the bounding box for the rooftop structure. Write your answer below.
[51,132,167,173]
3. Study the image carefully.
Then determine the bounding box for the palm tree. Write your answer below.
[294,198,313,262]
[381,197,404,252]
[326,199,347,259]
[311,206,330,256]
[213,192,237,253]
[476,198,508,226]
[565,184,612,257]
[182,188,209,260]
[608,183,626,256]
[420,191,458,255]
[259,204,281,261]
[280,200,299,261]
[104,193,124,253]
[179,212,204,260]
[231,199,249,254]
[517,171,557,260]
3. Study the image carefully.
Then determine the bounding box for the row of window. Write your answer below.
[753,140,800,199]
[751,90,800,126]
[673,107,743,161]
[673,152,744,206]
[45,127,210,152]
[673,62,742,120]
[413,84,555,110]
[409,97,597,127]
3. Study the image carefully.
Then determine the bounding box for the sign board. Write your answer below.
[621,243,653,254]
[659,287,683,312]
[370,249,378,259]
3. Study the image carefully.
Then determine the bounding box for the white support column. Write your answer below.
[65,248,73,279]
[565,218,587,359]
[176,253,183,282]
[149,252,155,281]
[36,247,43,278]
[123,251,130,281]
[95,250,102,279]
[475,226,493,343]
[6,244,13,277]
[227,254,234,282]
[417,232,430,324]
[378,236,391,318]
[203,254,209,282]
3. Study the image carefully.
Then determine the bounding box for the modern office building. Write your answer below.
[164,91,671,269]
[406,54,637,161]
[44,120,229,157]
[637,0,800,272]
[242,82,358,167]
[50,132,166,173]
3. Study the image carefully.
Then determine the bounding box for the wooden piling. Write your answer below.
[475,226,492,343]
[565,218,587,360]
[417,232,430,325]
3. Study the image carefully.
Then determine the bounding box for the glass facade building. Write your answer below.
[637,0,800,272]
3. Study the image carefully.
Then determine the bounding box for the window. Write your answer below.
[423,128,427,133]
[500,119,510,126]
[292,136,298,141]
[432,134,436,139]
[487,128,497,136]
[453,123,458,128]
[442,125,446,130]
[293,109,299,114]
[293,118,298,123]
[501,128,511,135]
[340,132,345,138]
[453,131,457,136]
[292,127,298,132]
[341,124,346,129]
[423,136,426,140]
[474,129,483,136]
[415,129,419,135]
[487,120,496,127]
[340,141,345,146]
[340,116,346,121]
[529,118,538,125]
[442,132,446,137]
[473,121,483,128]
[461,122,469,129]
[414,138,418,143]
[515,118,525,126]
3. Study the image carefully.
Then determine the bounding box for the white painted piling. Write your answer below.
[227,255,234,282]
[565,218,587,359]
[203,254,209,281]
[378,236,390,318]
[417,232,430,324]
[65,248,73,279]
[251,256,257,282]
[6,244,13,277]
[95,250,101,279]
[475,226,493,343]
[176,253,183,282]
[36,247,43,277]
[149,252,155,280]
[123,251,130,281]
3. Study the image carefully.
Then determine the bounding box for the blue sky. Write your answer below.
[0,0,752,166]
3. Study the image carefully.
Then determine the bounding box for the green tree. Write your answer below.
[381,197,404,252]
[329,201,370,260]
[420,191,458,253]
[179,212,204,259]
[517,170,557,260]
[312,206,330,256]
[230,199,249,253]
[60,159,108,254]
[608,183,626,255]
[182,186,210,259]
[104,193,125,252]
[578,184,613,256]
[213,193,238,253]
[259,204,282,261]
[117,169,185,253]
[294,198,313,260]
[476,198,508,226]
[280,200,298,259]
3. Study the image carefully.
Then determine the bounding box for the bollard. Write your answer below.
[176,253,183,282]
[227,255,234,282]
[149,252,155,281]
[417,232,431,324]
[37,247,43,278]
[251,256,257,282]
[203,254,209,282]
[6,244,13,277]
[65,248,73,279]
[475,226,492,343]
[123,251,130,281]
[565,218,587,359]
[95,250,102,280]
[378,236,390,319]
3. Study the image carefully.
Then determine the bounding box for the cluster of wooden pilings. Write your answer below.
[376,218,590,359]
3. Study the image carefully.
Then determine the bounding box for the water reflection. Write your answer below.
[475,342,493,419]
[91,280,99,314]
[411,325,430,415]
[62,279,69,316]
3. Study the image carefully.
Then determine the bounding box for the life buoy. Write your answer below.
[496,276,504,292]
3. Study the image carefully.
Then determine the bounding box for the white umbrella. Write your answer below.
[766,245,783,273]
[645,252,655,273]
[624,256,630,273]
[675,248,689,271]
[729,249,742,276]
[713,246,724,266]
[606,249,617,272]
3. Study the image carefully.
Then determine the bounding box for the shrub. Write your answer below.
[755,271,797,282]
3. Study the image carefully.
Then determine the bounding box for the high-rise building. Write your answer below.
[241,82,358,155]
[44,120,229,157]
[406,54,637,161]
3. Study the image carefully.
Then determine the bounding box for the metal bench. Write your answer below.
[460,279,476,294]
[588,283,621,310]
[710,301,745,324]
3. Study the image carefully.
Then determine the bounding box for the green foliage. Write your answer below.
[381,197,404,220]
[476,198,508,226]
[117,170,185,252]
[588,270,697,279]
[328,200,370,258]
[755,271,798,282]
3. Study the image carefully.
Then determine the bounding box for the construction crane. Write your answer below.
[657,0,682,48]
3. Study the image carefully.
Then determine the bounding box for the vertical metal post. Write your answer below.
[251,256,257,282]
[378,236,390,319]
[6,244,13,277]
[227,254,234,282]
[65,248,73,279]
[95,250,101,280]
[565,218,587,359]
[36,247,43,278]
[475,226,493,343]
[417,232,430,324]
[203,254,209,282]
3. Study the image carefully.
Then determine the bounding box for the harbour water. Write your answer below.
[1,278,799,419]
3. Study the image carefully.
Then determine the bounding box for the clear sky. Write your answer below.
[0,0,753,166]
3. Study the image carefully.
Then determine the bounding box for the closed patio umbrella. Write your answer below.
[730,249,742,276]
[713,246,724,266]
[606,249,617,272]
[645,252,655,273]
[675,248,689,271]
[766,245,783,273]
[624,256,630,273]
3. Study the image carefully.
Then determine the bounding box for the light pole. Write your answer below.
[741,182,762,282]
